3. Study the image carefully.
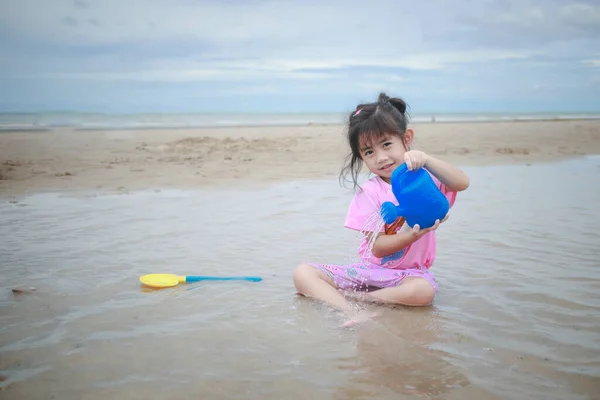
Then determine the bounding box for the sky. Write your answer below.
[0,0,599,114]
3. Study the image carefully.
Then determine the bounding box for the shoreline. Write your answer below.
[1,115,600,134]
[1,155,596,201]
[1,119,600,198]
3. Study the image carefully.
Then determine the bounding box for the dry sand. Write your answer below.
[1,119,600,197]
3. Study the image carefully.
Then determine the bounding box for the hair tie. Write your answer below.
[353,108,363,117]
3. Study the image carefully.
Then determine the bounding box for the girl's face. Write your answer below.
[358,129,413,183]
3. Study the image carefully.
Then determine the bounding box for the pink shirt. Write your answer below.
[344,173,457,270]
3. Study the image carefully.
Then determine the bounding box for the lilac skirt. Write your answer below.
[307,262,438,293]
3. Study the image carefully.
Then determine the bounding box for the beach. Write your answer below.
[2,119,600,196]
[1,119,600,400]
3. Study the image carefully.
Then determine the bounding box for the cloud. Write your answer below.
[584,59,600,67]
[440,0,600,45]
[0,0,598,112]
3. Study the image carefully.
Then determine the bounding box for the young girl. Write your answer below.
[293,92,470,325]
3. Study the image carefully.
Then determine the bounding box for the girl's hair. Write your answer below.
[339,92,411,190]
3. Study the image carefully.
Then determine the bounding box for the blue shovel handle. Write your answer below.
[184,276,263,283]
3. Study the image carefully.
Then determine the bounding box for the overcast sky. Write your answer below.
[1,0,599,113]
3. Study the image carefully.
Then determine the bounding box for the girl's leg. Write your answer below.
[293,263,380,327]
[293,263,353,311]
[366,277,435,306]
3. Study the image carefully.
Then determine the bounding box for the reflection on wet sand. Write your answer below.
[332,306,500,399]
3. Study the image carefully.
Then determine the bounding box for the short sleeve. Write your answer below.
[344,184,382,232]
[429,173,457,208]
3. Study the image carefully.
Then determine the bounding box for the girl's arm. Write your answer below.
[424,155,470,192]
[370,231,418,258]
[366,217,447,259]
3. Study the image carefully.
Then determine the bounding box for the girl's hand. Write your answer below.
[404,150,428,171]
[407,214,449,239]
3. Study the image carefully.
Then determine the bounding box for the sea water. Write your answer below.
[1,156,599,399]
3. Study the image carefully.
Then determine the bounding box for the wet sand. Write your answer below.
[1,119,600,196]
[1,120,600,399]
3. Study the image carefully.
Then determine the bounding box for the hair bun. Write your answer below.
[388,98,407,115]
[378,92,407,115]
[377,92,391,104]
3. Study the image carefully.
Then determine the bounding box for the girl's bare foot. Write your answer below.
[343,309,381,328]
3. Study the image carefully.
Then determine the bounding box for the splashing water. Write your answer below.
[337,209,389,296]
[343,209,388,273]
[360,209,388,259]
